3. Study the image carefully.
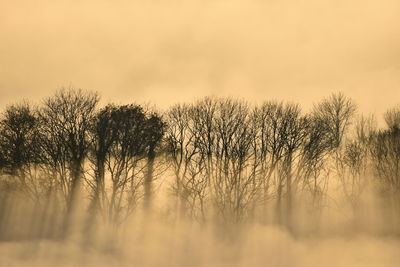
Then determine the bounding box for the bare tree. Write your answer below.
[250,102,287,213]
[278,104,308,229]
[339,115,376,215]
[166,98,260,224]
[209,98,259,224]
[313,92,356,150]
[37,87,99,236]
[297,115,332,199]
[369,123,400,233]
[251,101,308,227]
[165,103,206,221]
[369,115,400,197]
[371,108,400,195]
[312,92,357,212]
[384,105,400,131]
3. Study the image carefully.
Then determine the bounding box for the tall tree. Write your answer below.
[85,104,119,233]
[165,104,204,220]
[38,87,99,235]
[0,102,42,199]
[143,113,165,211]
[312,92,356,150]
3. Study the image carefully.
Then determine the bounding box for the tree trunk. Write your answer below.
[84,157,105,244]
[144,145,155,212]
[63,160,83,238]
[285,153,293,232]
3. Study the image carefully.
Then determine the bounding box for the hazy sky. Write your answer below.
[1,0,399,116]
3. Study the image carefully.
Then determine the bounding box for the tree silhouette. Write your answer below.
[313,92,356,150]
[1,89,400,239]
[165,103,205,220]
[37,88,99,235]
[143,112,165,211]
[0,102,42,199]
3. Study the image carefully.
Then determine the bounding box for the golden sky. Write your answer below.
[1,0,399,116]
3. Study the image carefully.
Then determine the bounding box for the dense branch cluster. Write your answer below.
[0,88,399,239]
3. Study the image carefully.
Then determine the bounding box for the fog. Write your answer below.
[1,162,400,266]
[1,232,400,267]
[1,192,400,267]
[1,0,400,266]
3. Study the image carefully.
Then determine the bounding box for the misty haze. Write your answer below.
[1,1,400,267]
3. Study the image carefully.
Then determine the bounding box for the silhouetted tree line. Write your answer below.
[0,88,399,239]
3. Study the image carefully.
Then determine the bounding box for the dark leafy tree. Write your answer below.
[0,102,42,199]
[143,112,165,211]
